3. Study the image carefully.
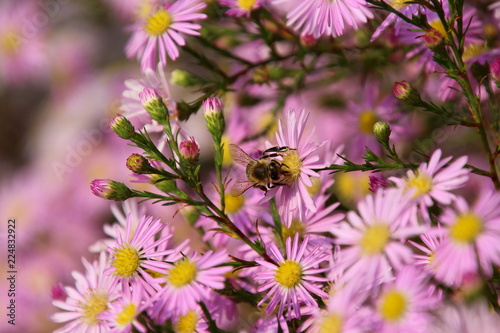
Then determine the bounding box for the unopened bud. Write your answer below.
[139,88,168,122]
[90,179,134,201]
[171,69,202,87]
[423,29,444,52]
[300,34,318,48]
[490,58,500,87]
[203,97,225,138]
[373,121,391,144]
[393,81,422,106]
[110,114,135,140]
[179,137,200,165]
[126,154,156,174]
[368,175,390,193]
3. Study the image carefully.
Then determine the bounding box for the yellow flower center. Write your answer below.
[360,224,390,255]
[389,0,410,10]
[334,172,370,207]
[168,258,198,288]
[358,110,379,134]
[81,292,108,325]
[115,303,137,327]
[281,151,302,183]
[144,8,172,36]
[111,244,141,278]
[224,191,245,214]
[221,135,233,167]
[282,218,306,241]
[450,212,483,244]
[380,290,407,322]
[318,313,343,333]
[429,20,448,41]
[462,42,488,63]
[0,32,21,55]
[406,171,432,198]
[274,260,302,288]
[254,111,278,136]
[175,310,198,333]
[237,0,257,10]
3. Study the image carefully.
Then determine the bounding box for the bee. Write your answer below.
[228,144,295,196]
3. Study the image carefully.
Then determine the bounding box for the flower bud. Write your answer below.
[490,58,500,87]
[110,114,135,140]
[179,137,200,165]
[171,69,202,87]
[126,154,156,174]
[392,81,422,106]
[90,179,134,201]
[203,97,225,139]
[300,34,317,48]
[368,175,389,193]
[373,121,391,144]
[422,29,444,52]
[139,87,168,122]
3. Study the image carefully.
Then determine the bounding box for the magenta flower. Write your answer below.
[433,191,500,286]
[266,108,329,227]
[331,188,425,285]
[125,0,207,72]
[254,234,329,320]
[51,252,119,333]
[285,0,373,38]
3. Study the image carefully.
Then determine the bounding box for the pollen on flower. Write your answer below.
[175,310,198,333]
[274,260,302,288]
[237,0,257,10]
[429,20,448,41]
[116,303,137,327]
[380,290,407,322]
[111,244,141,278]
[224,192,245,214]
[81,292,109,325]
[282,218,305,241]
[168,258,198,288]
[358,110,378,134]
[406,171,432,198]
[450,212,483,244]
[144,8,173,36]
[360,224,390,255]
[462,42,488,62]
[319,313,343,333]
[282,151,302,183]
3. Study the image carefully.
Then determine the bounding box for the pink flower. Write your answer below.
[254,234,329,320]
[284,0,373,38]
[125,0,207,72]
[331,188,425,285]
[219,0,261,17]
[433,191,500,286]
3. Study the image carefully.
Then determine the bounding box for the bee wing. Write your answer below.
[229,144,255,166]
[229,180,255,197]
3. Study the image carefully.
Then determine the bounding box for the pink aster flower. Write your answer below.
[254,233,329,320]
[99,285,149,333]
[105,214,175,295]
[284,0,373,38]
[373,265,441,333]
[149,247,232,320]
[265,108,329,227]
[331,188,426,286]
[390,149,469,223]
[371,3,422,41]
[432,191,500,287]
[220,0,261,17]
[51,252,120,333]
[125,0,207,72]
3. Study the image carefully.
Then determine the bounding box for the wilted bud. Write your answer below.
[422,29,444,52]
[171,69,202,87]
[203,97,225,138]
[126,153,156,174]
[90,179,134,201]
[393,81,422,106]
[179,137,200,165]
[490,58,500,87]
[373,121,391,144]
[110,114,135,140]
[139,87,168,122]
